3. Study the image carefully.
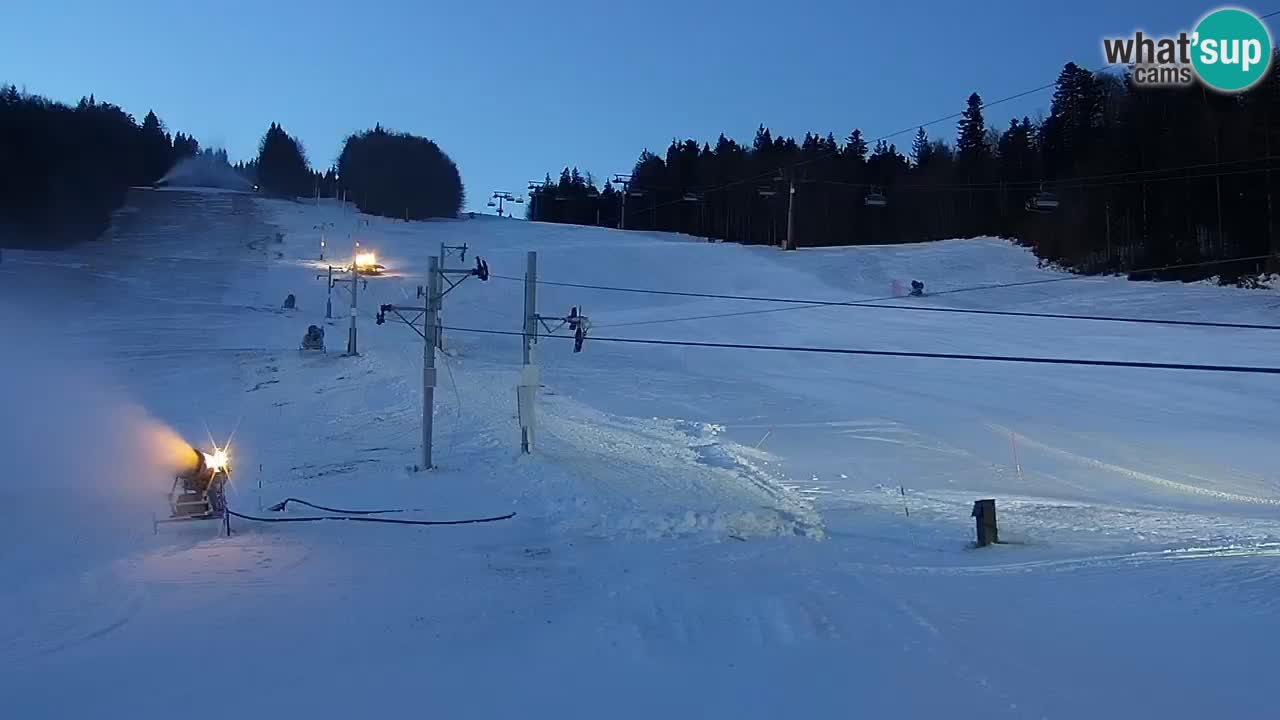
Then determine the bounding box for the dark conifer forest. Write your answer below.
[0,88,464,247]
[337,125,465,221]
[531,59,1280,283]
[0,88,201,246]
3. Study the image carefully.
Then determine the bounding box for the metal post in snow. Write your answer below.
[523,251,537,367]
[520,251,538,453]
[437,243,447,351]
[347,256,359,356]
[785,176,796,251]
[325,266,333,319]
[900,486,916,548]
[422,256,439,470]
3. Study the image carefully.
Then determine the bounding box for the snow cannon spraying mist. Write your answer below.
[154,152,254,192]
[154,442,232,532]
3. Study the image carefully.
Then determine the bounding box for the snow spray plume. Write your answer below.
[0,311,191,500]
[156,148,253,191]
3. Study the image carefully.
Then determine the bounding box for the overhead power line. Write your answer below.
[620,61,1133,219]
[440,325,1280,375]
[612,6,1280,220]
[813,156,1280,192]
[491,253,1280,332]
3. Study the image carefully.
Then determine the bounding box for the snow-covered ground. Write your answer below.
[3,189,1279,718]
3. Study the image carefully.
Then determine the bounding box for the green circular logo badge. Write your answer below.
[1192,8,1273,92]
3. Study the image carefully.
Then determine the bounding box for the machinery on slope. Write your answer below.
[350,251,386,275]
[154,444,232,531]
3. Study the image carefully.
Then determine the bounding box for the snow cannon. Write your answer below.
[155,444,231,531]
[301,324,326,351]
[351,251,386,275]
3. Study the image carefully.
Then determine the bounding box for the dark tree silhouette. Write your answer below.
[0,87,178,247]
[255,122,312,197]
[139,110,174,184]
[530,55,1280,285]
[337,125,464,220]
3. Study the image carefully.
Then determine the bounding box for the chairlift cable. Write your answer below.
[438,325,1280,375]
[489,253,1280,331]
[585,9,1280,220]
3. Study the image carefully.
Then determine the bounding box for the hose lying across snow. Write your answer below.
[226,498,515,527]
[266,497,420,515]
[227,510,515,526]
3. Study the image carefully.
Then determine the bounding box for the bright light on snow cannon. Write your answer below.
[176,443,230,478]
[202,447,230,474]
[351,251,385,275]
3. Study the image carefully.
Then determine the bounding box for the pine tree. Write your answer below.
[911,127,932,167]
[956,92,990,169]
[139,110,173,183]
[1041,62,1104,178]
[171,132,199,160]
[256,122,312,197]
[844,129,867,162]
[600,180,617,215]
[337,126,463,219]
[752,125,774,154]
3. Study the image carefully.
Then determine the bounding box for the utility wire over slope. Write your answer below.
[492,253,1280,332]
[621,7,1280,221]
[441,326,1280,375]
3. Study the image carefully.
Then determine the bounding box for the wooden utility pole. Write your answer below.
[421,257,439,469]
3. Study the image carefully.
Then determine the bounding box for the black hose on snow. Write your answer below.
[228,508,516,527]
[266,497,421,515]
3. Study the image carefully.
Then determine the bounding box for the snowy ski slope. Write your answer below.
[2,189,1279,718]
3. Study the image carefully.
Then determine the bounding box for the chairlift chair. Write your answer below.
[864,186,887,208]
[1026,190,1060,213]
[1025,183,1059,213]
[487,200,496,207]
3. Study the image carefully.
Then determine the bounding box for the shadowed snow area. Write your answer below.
[2,189,1279,718]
